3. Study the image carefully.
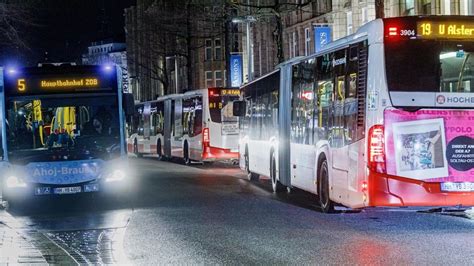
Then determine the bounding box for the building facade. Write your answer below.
[125,0,163,101]
[125,0,229,101]
[82,41,129,92]
[249,0,474,79]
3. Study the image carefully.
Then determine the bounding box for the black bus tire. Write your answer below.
[270,152,284,193]
[318,159,334,213]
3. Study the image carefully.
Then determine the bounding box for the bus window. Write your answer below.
[291,59,316,145]
[332,49,347,148]
[193,97,203,135]
[182,97,202,137]
[151,102,164,135]
[344,44,360,144]
[315,53,334,143]
[385,40,474,93]
[208,89,239,123]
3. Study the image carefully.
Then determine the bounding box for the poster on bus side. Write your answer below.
[385,109,474,182]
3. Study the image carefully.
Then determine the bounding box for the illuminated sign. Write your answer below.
[17,78,101,92]
[4,66,117,97]
[221,89,240,96]
[39,78,99,88]
[385,17,474,40]
[418,21,474,39]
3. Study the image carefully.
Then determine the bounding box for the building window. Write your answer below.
[292,31,298,57]
[214,38,222,61]
[304,28,311,56]
[361,7,368,24]
[346,11,353,34]
[401,0,415,15]
[205,39,212,61]
[205,71,213,88]
[420,0,431,15]
[215,71,223,87]
[443,0,451,15]
[462,0,473,15]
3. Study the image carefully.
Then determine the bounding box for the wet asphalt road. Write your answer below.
[7,157,474,265]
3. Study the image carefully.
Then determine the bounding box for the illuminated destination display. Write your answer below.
[418,21,474,39]
[4,66,117,97]
[221,89,240,96]
[39,78,99,88]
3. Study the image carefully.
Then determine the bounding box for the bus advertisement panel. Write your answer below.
[0,65,133,204]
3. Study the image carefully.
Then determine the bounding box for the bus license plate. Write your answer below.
[54,186,82,194]
[440,182,474,192]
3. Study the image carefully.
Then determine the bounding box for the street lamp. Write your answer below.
[232,15,256,83]
[166,55,180,94]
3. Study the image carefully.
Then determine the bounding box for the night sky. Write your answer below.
[0,0,136,67]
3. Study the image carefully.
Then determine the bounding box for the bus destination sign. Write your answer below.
[39,78,99,89]
[384,17,474,40]
[4,66,117,97]
[418,21,474,39]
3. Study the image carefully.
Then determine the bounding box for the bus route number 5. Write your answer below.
[17,78,26,92]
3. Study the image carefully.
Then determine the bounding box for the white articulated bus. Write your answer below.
[128,87,240,163]
[235,16,474,212]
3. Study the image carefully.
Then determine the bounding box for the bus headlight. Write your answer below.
[105,169,126,182]
[6,175,27,188]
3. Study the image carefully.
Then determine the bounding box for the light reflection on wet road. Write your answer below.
[7,157,474,264]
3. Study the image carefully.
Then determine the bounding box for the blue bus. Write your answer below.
[0,65,134,205]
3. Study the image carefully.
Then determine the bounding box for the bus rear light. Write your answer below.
[368,124,386,173]
[362,181,368,192]
[203,128,210,144]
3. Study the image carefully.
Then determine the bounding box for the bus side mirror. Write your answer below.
[123,93,135,116]
[232,101,246,117]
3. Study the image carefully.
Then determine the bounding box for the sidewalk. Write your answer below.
[0,206,47,265]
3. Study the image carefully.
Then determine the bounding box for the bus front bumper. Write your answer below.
[368,172,474,207]
[2,177,130,201]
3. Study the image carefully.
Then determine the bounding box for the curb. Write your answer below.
[0,207,77,265]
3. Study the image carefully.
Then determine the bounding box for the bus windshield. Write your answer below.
[6,96,120,163]
[385,40,474,93]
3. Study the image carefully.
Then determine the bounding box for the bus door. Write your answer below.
[171,98,183,157]
[140,102,151,153]
[290,60,318,192]
[326,49,350,198]
[330,44,366,201]
[163,99,173,158]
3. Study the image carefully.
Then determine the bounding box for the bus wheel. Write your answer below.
[270,152,284,193]
[245,151,259,181]
[318,159,334,213]
[184,143,192,165]
[157,140,163,160]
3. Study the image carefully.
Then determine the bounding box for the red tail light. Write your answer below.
[203,128,210,144]
[368,124,386,173]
